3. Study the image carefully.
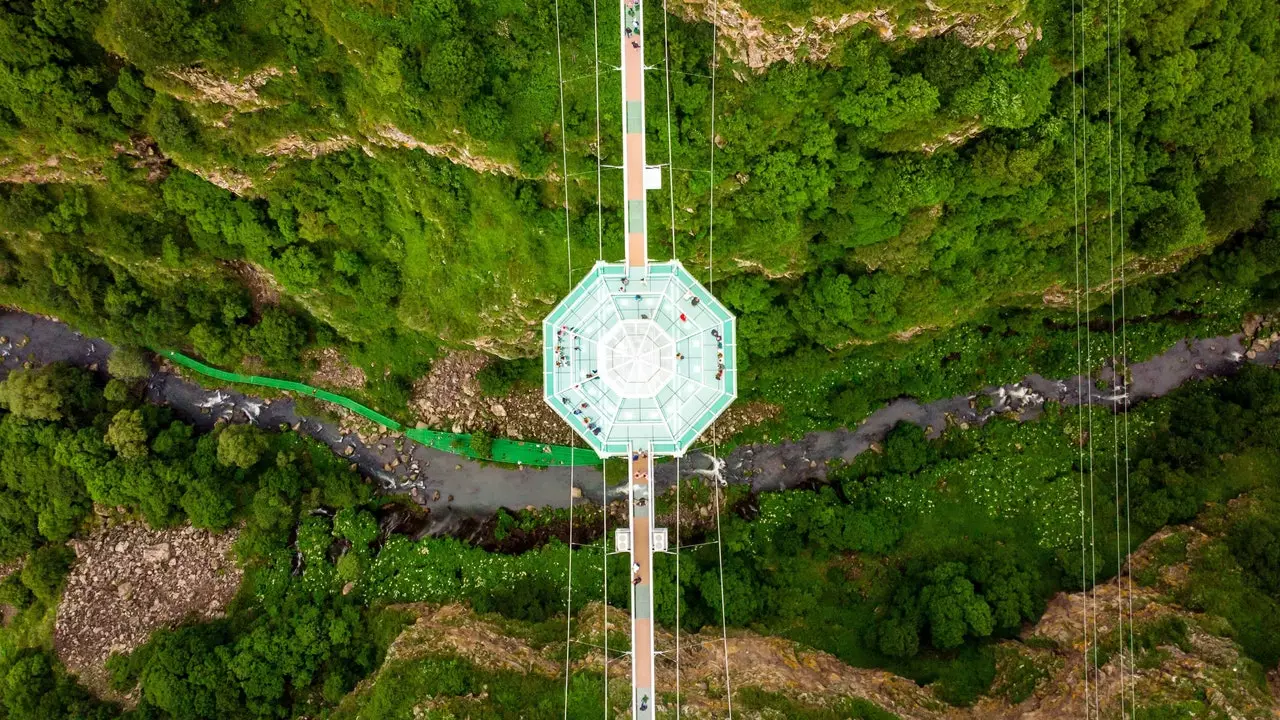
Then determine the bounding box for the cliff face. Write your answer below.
[341,524,1280,719]
[981,572,1275,719]
[670,0,1040,72]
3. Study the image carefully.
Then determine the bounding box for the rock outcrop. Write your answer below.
[671,0,1041,72]
[341,522,1280,718]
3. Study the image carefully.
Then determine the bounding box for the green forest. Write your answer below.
[1,0,1280,716]
[1,352,1279,716]
[0,0,1276,427]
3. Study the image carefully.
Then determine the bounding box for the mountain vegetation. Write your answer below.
[1,0,1279,716]
[0,355,1276,715]
[0,0,1276,430]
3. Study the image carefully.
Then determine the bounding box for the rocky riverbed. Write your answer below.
[1,310,1276,535]
[733,328,1280,492]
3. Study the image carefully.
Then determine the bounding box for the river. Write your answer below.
[1,310,1275,535]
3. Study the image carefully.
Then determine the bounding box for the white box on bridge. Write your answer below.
[644,165,663,189]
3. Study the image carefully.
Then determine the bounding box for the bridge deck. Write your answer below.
[630,446,655,719]
[623,0,647,269]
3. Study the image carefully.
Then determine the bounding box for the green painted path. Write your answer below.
[158,350,599,467]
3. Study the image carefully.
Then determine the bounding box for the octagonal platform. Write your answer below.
[543,261,736,457]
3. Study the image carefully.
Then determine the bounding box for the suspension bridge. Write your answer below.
[546,0,736,716]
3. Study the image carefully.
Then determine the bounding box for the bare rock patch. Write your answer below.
[166,66,285,109]
[307,346,368,390]
[54,523,243,700]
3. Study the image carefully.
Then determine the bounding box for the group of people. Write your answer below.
[711,329,726,380]
[553,325,580,368]
[624,0,640,39]
[632,447,649,483]
[560,396,603,435]
[632,448,650,508]
[670,328,726,378]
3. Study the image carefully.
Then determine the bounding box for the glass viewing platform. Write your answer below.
[543,260,737,457]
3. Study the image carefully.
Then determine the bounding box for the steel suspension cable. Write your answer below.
[592,0,604,262]
[706,5,731,714]
[675,454,682,719]
[711,439,733,717]
[602,457,609,715]
[707,0,718,295]
[552,4,577,714]
[1069,0,1093,713]
[662,0,679,260]
[563,444,576,720]
[1117,3,1138,712]
[1080,3,1102,713]
[657,0,684,708]
[553,0,573,287]
[588,0,608,709]
[1103,2,1128,714]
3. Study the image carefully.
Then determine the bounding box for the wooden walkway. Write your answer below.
[620,3,658,716]
[623,0,647,268]
[629,447,655,720]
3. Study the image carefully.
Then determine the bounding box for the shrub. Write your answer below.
[20,545,75,605]
[107,346,151,382]
[0,364,98,423]
[105,409,149,459]
[469,429,494,459]
[475,358,538,397]
[217,424,271,469]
